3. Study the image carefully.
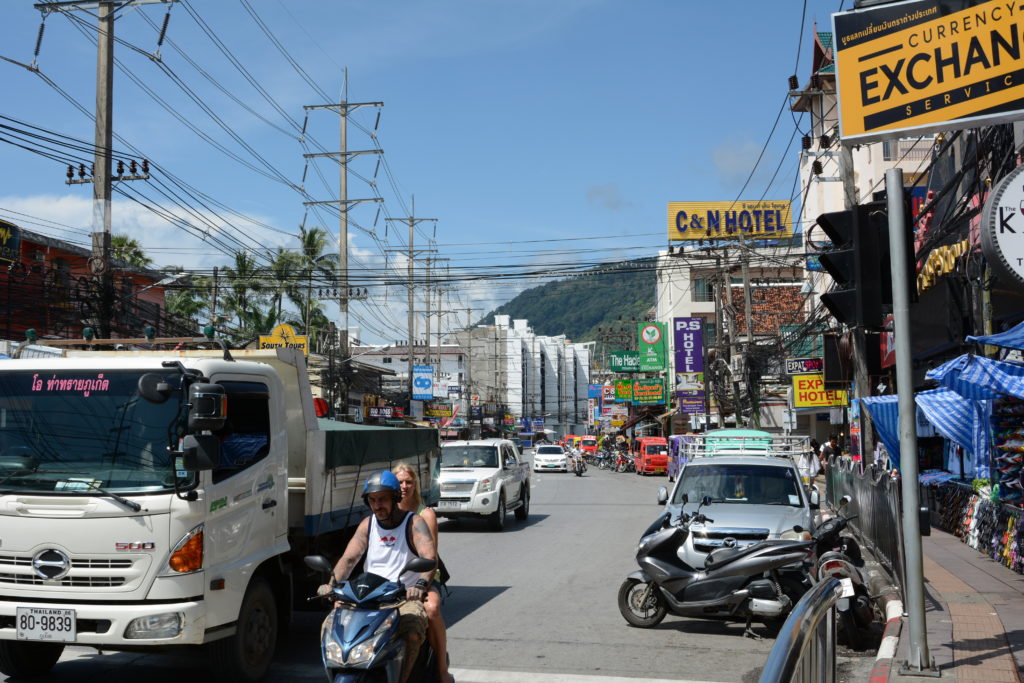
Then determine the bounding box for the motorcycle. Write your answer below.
[572,453,586,476]
[304,554,445,682]
[615,451,634,473]
[617,495,813,637]
[812,497,873,649]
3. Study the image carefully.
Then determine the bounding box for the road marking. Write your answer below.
[450,669,718,683]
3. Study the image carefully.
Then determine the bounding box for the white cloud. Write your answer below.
[586,183,632,212]
[711,139,766,189]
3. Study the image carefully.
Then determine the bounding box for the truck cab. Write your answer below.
[633,436,669,474]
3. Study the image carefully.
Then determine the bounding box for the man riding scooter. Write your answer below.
[323,471,438,683]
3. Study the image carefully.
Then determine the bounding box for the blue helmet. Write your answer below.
[362,470,401,505]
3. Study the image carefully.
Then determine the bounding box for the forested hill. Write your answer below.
[480,258,656,343]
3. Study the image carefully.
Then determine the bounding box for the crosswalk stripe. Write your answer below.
[449,668,719,683]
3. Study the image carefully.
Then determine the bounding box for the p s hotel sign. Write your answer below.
[833,0,1024,142]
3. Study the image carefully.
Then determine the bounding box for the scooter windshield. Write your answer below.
[0,370,186,494]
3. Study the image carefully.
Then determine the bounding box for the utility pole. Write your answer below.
[303,75,382,359]
[386,204,436,413]
[38,0,163,338]
[839,141,876,462]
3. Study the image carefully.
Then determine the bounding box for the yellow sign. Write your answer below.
[834,0,1024,141]
[792,374,848,408]
[258,323,308,356]
[668,201,791,241]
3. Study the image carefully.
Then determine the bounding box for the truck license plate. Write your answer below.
[438,500,460,509]
[16,607,76,642]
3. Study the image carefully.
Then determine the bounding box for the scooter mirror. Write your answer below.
[304,555,334,574]
[681,492,689,504]
[701,495,713,507]
[657,487,668,505]
[404,556,437,574]
[840,495,853,507]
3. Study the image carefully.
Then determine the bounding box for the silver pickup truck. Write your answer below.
[435,439,531,531]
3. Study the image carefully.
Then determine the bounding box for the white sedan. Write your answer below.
[533,445,569,472]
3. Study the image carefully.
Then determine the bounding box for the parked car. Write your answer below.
[533,444,569,472]
[656,454,819,568]
[633,436,669,474]
[436,439,531,530]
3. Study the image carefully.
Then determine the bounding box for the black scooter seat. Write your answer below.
[704,539,808,569]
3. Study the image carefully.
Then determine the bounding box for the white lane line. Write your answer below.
[449,669,718,683]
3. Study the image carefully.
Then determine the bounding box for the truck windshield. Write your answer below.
[673,464,803,507]
[440,446,498,468]
[0,370,185,494]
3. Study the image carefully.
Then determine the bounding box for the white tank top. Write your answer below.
[366,511,418,588]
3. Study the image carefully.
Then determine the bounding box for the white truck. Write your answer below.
[0,341,438,681]
[435,438,531,531]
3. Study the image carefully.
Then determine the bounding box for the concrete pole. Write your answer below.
[339,76,349,359]
[94,1,114,338]
[886,168,932,673]
[407,213,415,412]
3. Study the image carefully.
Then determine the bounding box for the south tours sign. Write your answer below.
[833,0,1024,142]
[673,317,705,414]
[668,201,792,241]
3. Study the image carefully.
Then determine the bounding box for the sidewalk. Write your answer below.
[883,527,1024,682]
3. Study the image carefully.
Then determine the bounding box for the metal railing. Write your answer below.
[825,455,905,595]
[759,577,843,683]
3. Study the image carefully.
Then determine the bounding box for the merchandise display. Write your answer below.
[931,482,1023,575]
[992,396,1024,504]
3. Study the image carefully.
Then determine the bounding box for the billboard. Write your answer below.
[588,384,603,398]
[668,201,792,241]
[632,379,666,406]
[673,317,705,413]
[785,358,824,375]
[0,220,22,263]
[615,379,633,401]
[792,374,848,408]
[412,365,434,400]
[833,0,1024,142]
[637,322,667,372]
[609,350,641,373]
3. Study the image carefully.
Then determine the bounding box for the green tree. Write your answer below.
[111,234,153,268]
[292,225,337,339]
[265,246,301,323]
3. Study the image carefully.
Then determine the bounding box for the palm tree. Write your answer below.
[111,234,153,268]
[264,246,302,324]
[293,226,337,336]
[221,250,265,328]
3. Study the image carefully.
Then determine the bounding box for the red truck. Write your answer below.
[633,436,669,475]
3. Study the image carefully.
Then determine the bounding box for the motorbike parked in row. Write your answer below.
[614,450,635,473]
[812,497,873,649]
[618,495,813,637]
[305,554,445,683]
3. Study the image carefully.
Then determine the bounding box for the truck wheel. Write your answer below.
[514,486,530,521]
[208,576,278,682]
[0,641,64,678]
[488,492,506,531]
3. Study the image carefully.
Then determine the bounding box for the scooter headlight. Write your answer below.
[345,613,397,664]
[322,609,355,666]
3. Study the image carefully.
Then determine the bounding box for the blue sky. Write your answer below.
[0,0,843,344]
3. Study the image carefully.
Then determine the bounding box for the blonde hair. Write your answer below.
[392,463,422,511]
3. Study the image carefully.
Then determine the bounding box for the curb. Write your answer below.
[869,598,904,683]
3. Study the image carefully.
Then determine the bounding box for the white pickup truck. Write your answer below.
[435,439,531,531]
[0,340,437,681]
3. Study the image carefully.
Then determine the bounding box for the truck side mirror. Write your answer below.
[809,487,820,509]
[188,383,227,432]
[181,434,221,471]
[657,486,668,505]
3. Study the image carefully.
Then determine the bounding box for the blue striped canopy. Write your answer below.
[966,319,1024,350]
[926,354,1024,400]
[915,388,991,479]
[860,396,901,468]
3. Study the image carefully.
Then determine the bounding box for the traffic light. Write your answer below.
[815,201,889,328]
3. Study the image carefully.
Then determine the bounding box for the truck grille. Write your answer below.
[440,482,475,494]
[0,553,137,589]
[691,527,770,554]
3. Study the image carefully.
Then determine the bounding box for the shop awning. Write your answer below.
[860,396,901,468]
[916,388,991,477]
[966,319,1024,349]
[927,354,1024,400]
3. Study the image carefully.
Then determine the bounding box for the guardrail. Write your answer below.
[825,455,906,596]
[759,577,844,683]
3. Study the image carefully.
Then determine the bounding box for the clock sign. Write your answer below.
[640,324,661,345]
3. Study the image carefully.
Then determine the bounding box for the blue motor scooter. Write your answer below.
[305,554,441,683]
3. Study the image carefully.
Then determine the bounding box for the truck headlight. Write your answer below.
[479,478,495,493]
[124,613,183,639]
[781,529,812,541]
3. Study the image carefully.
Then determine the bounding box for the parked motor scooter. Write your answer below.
[618,495,813,637]
[812,497,874,649]
[305,555,445,682]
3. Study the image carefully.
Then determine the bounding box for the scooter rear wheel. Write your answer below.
[838,607,865,650]
[617,578,667,628]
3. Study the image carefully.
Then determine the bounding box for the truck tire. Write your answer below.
[488,492,506,531]
[0,641,64,678]
[208,576,278,682]
[514,486,530,521]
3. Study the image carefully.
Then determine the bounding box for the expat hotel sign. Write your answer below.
[792,374,848,408]
[258,323,308,355]
[833,0,1024,142]
[668,201,792,241]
